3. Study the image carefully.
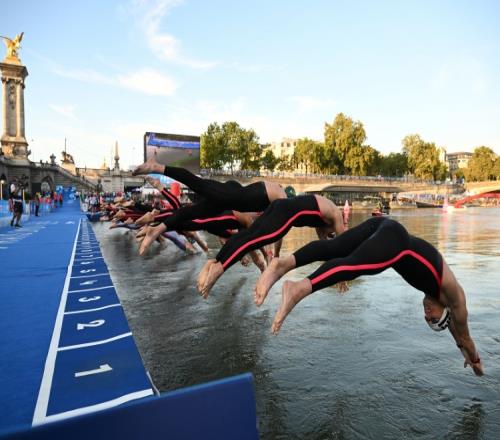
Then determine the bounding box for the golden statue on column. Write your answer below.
[0,32,24,63]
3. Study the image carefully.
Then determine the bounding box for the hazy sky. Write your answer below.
[2,0,499,169]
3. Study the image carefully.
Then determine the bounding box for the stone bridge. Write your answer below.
[465,180,500,195]
[0,157,96,197]
[205,172,460,198]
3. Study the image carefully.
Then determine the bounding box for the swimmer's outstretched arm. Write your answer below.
[441,261,483,376]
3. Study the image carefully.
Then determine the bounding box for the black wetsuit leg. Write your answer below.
[132,202,153,213]
[174,211,242,233]
[160,188,181,210]
[293,217,387,265]
[160,199,222,231]
[296,217,442,297]
[163,166,269,212]
[215,195,327,271]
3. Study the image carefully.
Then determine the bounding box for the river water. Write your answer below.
[93,207,500,439]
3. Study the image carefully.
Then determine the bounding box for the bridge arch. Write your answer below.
[454,191,500,207]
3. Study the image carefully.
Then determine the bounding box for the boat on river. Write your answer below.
[416,200,443,208]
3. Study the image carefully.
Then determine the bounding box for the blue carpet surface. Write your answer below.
[0,199,152,434]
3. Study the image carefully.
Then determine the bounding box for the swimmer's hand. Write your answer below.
[460,348,484,376]
[336,281,349,294]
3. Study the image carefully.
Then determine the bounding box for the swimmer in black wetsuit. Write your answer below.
[132,156,286,254]
[257,216,483,376]
[198,194,345,298]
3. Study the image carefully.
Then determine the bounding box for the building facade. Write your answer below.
[446,151,472,175]
[267,138,307,173]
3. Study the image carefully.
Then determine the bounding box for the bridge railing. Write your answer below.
[53,165,97,190]
[200,168,449,186]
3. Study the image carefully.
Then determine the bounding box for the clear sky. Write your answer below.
[1,0,499,169]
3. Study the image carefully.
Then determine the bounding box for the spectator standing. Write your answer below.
[9,181,23,227]
[34,193,41,216]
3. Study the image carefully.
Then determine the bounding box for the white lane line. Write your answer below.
[71,273,109,279]
[32,219,81,425]
[64,304,121,315]
[58,332,132,351]
[68,285,114,293]
[35,389,154,425]
[75,257,104,261]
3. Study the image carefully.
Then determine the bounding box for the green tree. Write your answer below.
[200,122,227,169]
[261,148,279,171]
[493,157,500,180]
[200,121,263,172]
[238,128,262,171]
[277,154,294,172]
[324,113,366,174]
[464,146,496,181]
[344,144,379,176]
[310,141,328,173]
[402,134,446,180]
[378,152,409,177]
[294,138,322,174]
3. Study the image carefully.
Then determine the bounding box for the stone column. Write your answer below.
[0,62,29,159]
[16,80,22,137]
[2,78,7,136]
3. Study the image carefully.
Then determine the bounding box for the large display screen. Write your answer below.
[144,132,200,175]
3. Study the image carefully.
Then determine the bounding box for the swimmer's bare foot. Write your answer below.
[254,256,295,307]
[145,176,162,189]
[132,156,164,176]
[185,241,196,254]
[139,223,167,255]
[240,255,251,267]
[135,226,149,241]
[200,261,224,299]
[271,279,312,335]
[135,210,158,226]
[109,221,122,229]
[254,254,267,273]
[264,246,274,265]
[121,200,134,208]
[114,210,127,220]
[124,217,134,225]
[198,259,216,292]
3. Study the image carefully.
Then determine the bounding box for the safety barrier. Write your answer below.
[1,373,259,440]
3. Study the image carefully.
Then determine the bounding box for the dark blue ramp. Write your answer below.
[0,199,153,434]
[2,373,259,440]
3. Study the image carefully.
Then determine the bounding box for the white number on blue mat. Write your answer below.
[74,364,113,378]
[78,296,101,302]
[79,269,96,273]
[77,319,105,330]
[80,280,98,286]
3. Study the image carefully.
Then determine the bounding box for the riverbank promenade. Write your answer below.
[0,197,259,440]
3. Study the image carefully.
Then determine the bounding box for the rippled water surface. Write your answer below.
[93,207,500,439]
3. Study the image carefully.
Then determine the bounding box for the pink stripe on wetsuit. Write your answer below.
[292,216,443,297]
[216,195,328,271]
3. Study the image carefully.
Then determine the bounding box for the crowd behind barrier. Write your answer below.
[199,168,458,186]
[0,198,59,217]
